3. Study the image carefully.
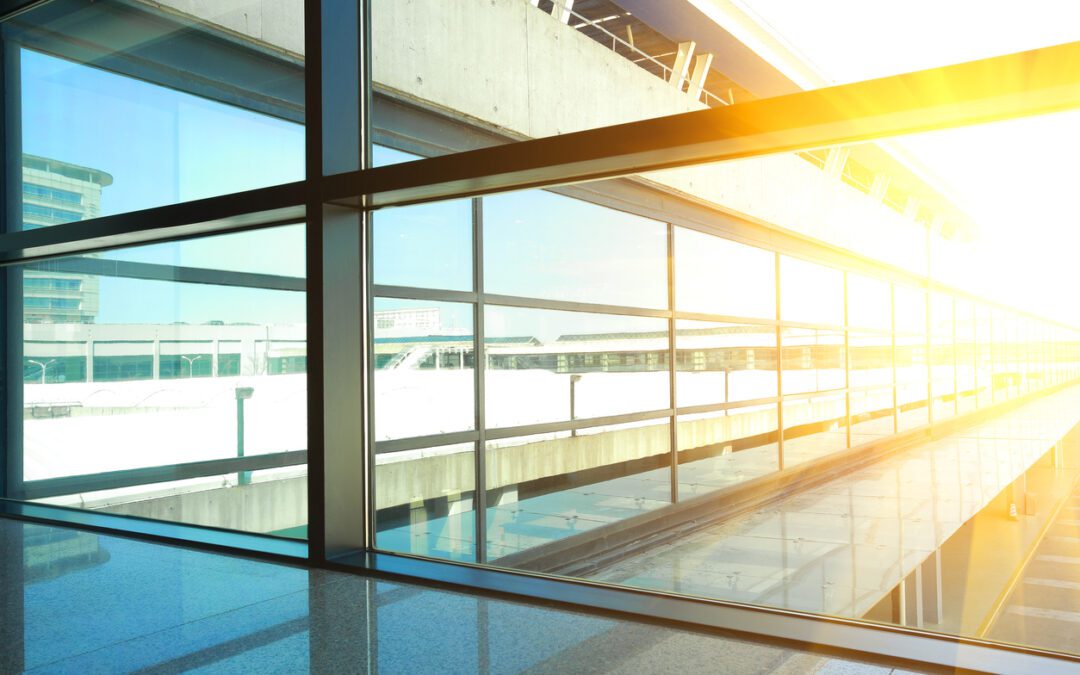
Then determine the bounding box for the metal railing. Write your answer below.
[540,0,731,108]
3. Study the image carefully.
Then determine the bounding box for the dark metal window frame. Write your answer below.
[0,0,1075,670]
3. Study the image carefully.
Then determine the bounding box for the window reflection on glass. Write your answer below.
[484,306,668,429]
[486,419,671,563]
[19,47,303,229]
[485,190,667,309]
[677,406,778,500]
[373,198,473,292]
[375,441,476,562]
[675,227,775,319]
[781,327,846,395]
[22,226,307,537]
[780,256,844,327]
[675,320,777,408]
[374,298,475,441]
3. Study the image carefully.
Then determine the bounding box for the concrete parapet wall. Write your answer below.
[99,475,307,533]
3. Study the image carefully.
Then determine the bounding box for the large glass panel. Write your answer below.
[930,293,956,421]
[674,228,775,319]
[486,418,671,563]
[373,298,475,441]
[484,190,667,309]
[484,306,668,429]
[373,199,473,291]
[21,225,307,536]
[848,273,892,331]
[894,285,928,430]
[677,406,779,500]
[976,303,995,408]
[782,393,848,466]
[780,256,844,327]
[780,327,845,395]
[955,300,978,414]
[849,387,895,442]
[11,1,304,228]
[375,441,476,562]
[675,320,777,407]
[849,332,893,389]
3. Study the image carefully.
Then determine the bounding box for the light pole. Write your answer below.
[570,374,582,437]
[235,386,254,486]
[180,354,205,378]
[27,358,56,384]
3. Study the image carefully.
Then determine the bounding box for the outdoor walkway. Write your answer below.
[591,385,1080,620]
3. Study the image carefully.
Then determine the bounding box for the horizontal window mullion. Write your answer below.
[780,320,847,332]
[0,182,306,265]
[374,284,478,304]
[328,41,1080,214]
[781,387,848,401]
[675,397,780,416]
[374,430,480,455]
[26,257,306,291]
[483,293,670,319]
[674,310,776,326]
[484,408,674,442]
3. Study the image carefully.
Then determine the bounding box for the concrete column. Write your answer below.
[212,339,219,377]
[152,338,160,380]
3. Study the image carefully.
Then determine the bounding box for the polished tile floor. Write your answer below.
[0,517,918,674]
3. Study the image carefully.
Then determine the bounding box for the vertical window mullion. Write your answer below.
[2,40,23,500]
[473,197,486,564]
[667,222,678,503]
[775,252,784,470]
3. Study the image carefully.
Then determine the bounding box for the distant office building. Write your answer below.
[21,154,111,324]
[375,307,443,338]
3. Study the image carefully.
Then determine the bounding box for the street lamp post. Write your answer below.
[570,374,582,437]
[180,354,205,378]
[235,386,255,486]
[27,358,56,384]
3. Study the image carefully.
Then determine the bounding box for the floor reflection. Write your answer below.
[0,517,891,673]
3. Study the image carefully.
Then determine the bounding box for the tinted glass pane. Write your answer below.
[374,199,473,291]
[677,406,779,499]
[848,274,892,331]
[374,298,475,441]
[21,226,307,536]
[780,256,843,326]
[850,387,894,442]
[849,331,893,389]
[484,190,667,309]
[676,320,777,407]
[486,419,671,562]
[781,327,845,395]
[484,306,668,429]
[375,441,476,562]
[16,7,303,229]
[675,228,775,319]
[782,393,848,467]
